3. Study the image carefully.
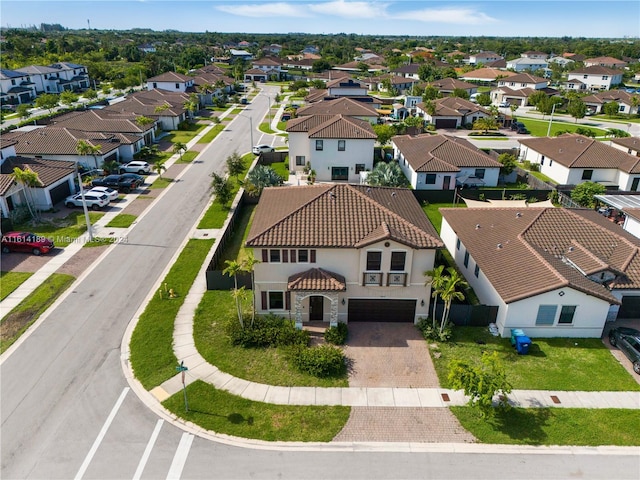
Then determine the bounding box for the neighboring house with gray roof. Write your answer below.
[518,134,640,190]
[0,69,36,105]
[246,184,443,325]
[14,62,89,94]
[146,71,196,94]
[440,206,636,338]
[505,57,548,73]
[415,96,493,129]
[392,134,502,190]
[286,114,377,182]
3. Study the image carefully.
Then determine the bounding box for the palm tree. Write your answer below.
[136,115,155,130]
[366,161,409,188]
[172,142,187,161]
[424,265,445,328]
[154,104,170,114]
[11,167,42,222]
[223,260,244,328]
[438,267,468,334]
[76,139,102,169]
[243,165,283,196]
[241,253,260,326]
[153,158,167,179]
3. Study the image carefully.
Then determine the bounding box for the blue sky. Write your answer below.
[2,1,639,38]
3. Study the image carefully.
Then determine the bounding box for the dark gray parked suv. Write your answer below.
[609,327,640,375]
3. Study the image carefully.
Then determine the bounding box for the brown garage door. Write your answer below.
[435,119,457,129]
[348,299,416,322]
[618,296,640,319]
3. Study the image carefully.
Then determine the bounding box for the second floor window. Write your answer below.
[338,140,346,151]
[390,252,406,271]
[315,140,323,151]
[366,251,382,271]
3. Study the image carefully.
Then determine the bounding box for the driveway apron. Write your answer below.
[334,322,476,443]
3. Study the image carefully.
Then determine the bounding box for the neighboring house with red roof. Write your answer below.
[492,73,552,106]
[584,56,628,69]
[415,96,493,129]
[286,114,377,182]
[609,136,640,157]
[146,71,195,94]
[459,68,517,84]
[243,68,268,83]
[566,66,624,91]
[296,97,379,124]
[518,134,640,190]
[427,78,478,97]
[392,134,502,190]
[581,90,640,115]
[440,206,634,338]
[103,89,189,130]
[245,184,443,325]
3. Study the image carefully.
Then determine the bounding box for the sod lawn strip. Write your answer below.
[105,214,137,228]
[0,271,34,301]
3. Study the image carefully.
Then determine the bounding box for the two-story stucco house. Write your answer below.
[566,66,624,91]
[518,134,640,190]
[392,134,502,190]
[465,52,503,66]
[492,73,550,107]
[286,114,377,182]
[146,72,196,93]
[440,206,636,338]
[0,69,36,105]
[505,57,549,73]
[415,97,492,129]
[246,184,443,325]
[581,90,640,116]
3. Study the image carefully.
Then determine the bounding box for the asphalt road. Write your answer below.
[2,87,639,480]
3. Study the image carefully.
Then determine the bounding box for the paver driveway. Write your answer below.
[334,322,476,443]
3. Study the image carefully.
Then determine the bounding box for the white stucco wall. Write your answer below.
[623,216,640,239]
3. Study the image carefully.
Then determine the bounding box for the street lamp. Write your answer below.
[75,164,93,241]
[546,102,558,137]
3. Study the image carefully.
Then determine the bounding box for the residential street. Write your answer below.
[1,87,639,480]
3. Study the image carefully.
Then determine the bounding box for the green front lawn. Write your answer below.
[193,291,348,387]
[0,271,33,301]
[105,213,137,228]
[431,327,640,391]
[130,239,215,389]
[164,123,207,144]
[1,273,75,353]
[15,212,104,247]
[452,407,640,446]
[163,380,350,442]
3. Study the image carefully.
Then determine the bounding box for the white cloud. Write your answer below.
[308,0,390,18]
[215,2,311,18]
[394,7,498,25]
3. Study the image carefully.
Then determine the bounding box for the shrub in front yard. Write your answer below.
[324,322,348,345]
[226,313,309,348]
[417,317,452,342]
[289,344,346,378]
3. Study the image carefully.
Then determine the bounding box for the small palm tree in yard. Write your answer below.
[424,264,445,329]
[153,159,167,179]
[241,253,260,326]
[172,142,187,161]
[438,267,468,335]
[11,167,42,222]
[366,161,409,188]
[223,260,245,328]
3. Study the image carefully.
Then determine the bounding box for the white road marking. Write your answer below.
[132,419,164,480]
[74,387,130,480]
[166,433,194,480]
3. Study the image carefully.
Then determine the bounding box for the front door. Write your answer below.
[309,296,324,321]
[443,176,451,190]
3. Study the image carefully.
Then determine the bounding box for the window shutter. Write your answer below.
[282,249,288,263]
[262,249,268,262]
[290,249,297,263]
[285,291,291,310]
[261,291,267,310]
[310,249,316,263]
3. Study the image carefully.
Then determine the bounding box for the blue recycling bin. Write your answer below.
[515,335,531,355]
[510,328,525,346]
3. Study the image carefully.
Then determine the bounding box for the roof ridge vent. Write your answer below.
[475,224,481,229]
[497,243,503,249]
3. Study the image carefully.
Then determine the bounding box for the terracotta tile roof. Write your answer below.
[585,56,627,66]
[392,134,501,173]
[326,78,366,89]
[428,78,477,91]
[296,97,378,117]
[1,156,75,188]
[195,64,226,75]
[102,90,187,118]
[611,136,640,150]
[582,90,640,105]
[569,65,622,75]
[518,134,640,173]
[246,184,442,250]
[287,114,376,139]
[500,73,548,84]
[417,96,492,118]
[253,57,282,66]
[1,137,17,149]
[441,207,640,304]
[147,71,193,83]
[305,88,329,103]
[52,110,147,134]
[459,68,518,81]
[7,127,122,156]
[288,268,346,291]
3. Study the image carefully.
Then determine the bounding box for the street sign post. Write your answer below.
[176,361,189,412]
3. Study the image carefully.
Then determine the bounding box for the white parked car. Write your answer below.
[252,144,275,155]
[65,192,110,210]
[498,101,510,108]
[119,161,151,174]
[88,186,119,201]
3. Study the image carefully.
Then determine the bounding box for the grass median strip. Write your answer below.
[148,177,174,189]
[162,380,350,442]
[0,271,34,301]
[105,213,137,228]
[177,150,198,163]
[198,125,225,144]
[130,238,215,390]
[451,407,640,446]
[0,273,75,353]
